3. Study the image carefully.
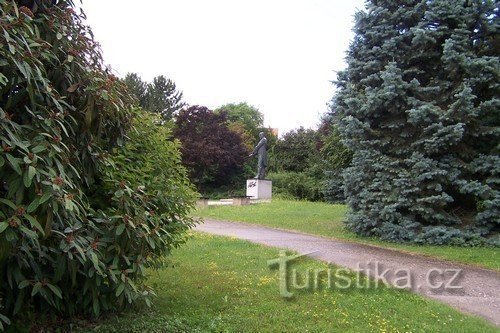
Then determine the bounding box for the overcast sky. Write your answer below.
[80,0,366,134]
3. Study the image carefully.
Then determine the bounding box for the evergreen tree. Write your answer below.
[124,72,147,107]
[145,75,185,120]
[333,0,499,245]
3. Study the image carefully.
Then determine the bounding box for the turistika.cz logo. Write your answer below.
[267,250,463,298]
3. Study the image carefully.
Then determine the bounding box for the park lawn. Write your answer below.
[79,233,497,333]
[197,199,500,271]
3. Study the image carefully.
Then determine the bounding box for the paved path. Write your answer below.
[196,219,500,327]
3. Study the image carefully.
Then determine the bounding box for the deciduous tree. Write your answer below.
[173,106,248,189]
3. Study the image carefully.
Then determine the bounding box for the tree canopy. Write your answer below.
[333,0,499,245]
[215,102,264,149]
[272,127,320,173]
[173,105,248,190]
[145,75,185,120]
[124,72,147,107]
[124,73,185,121]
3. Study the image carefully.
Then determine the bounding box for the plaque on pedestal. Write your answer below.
[246,179,272,200]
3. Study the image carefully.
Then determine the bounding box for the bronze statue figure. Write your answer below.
[249,132,268,179]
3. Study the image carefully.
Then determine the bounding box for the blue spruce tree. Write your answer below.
[332,0,499,245]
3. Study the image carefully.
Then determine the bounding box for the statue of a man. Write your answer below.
[249,132,268,179]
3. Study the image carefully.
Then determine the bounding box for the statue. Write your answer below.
[249,132,268,179]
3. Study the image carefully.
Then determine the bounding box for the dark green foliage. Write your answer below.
[323,170,345,204]
[267,128,323,201]
[124,73,147,107]
[124,73,184,121]
[145,75,185,120]
[94,110,197,267]
[173,105,248,191]
[215,102,264,142]
[320,118,353,203]
[0,0,195,328]
[199,185,246,200]
[268,171,324,201]
[319,119,353,174]
[333,0,499,245]
[268,124,351,202]
[214,103,269,187]
[270,127,320,173]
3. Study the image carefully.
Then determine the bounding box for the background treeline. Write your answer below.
[125,75,279,198]
[126,0,499,247]
[125,73,352,202]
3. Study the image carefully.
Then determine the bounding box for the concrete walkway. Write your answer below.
[196,219,500,327]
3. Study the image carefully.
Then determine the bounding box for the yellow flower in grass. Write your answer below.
[256,275,274,286]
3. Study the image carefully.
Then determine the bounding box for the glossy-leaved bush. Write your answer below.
[0,0,195,329]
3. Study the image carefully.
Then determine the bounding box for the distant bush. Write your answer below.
[268,172,323,202]
[0,0,195,328]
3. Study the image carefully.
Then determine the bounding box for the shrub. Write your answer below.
[268,172,323,201]
[87,111,196,308]
[0,0,195,328]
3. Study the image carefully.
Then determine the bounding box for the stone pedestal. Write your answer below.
[246,179,272,200]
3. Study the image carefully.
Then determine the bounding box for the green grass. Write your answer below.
[80,233,498,332]
[197,199,500,271]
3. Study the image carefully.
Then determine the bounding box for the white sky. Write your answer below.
[80,0,366,133]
